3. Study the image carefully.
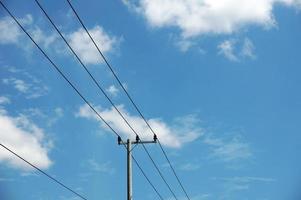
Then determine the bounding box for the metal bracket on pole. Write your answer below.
[118,135,157,200]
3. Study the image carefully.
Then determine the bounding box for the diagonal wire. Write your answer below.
[0,143,88,200]
[0,1,119,140]
[132,155,164,200]
[0,2,164,199]
[35,1,179,199]
[66,1,191,199]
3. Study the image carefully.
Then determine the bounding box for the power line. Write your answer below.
[157,140,190,199]
[140,144,179,199]
[0,1,119,140]
[35,1,179,199]
[0,2,164,199]
[132,155,164,200]
[66,1,191,199]
[0,143,88,200]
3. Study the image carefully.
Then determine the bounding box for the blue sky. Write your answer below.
[0,0,301,199]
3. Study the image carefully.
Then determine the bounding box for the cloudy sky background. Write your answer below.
[0,0,301,199]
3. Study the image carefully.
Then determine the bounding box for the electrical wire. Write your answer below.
[35,1,179,199]
[0,143,88,200]
[132,155,164,200]
[65,1,191,199]
[0,2,164,199]
[0,1,119,140]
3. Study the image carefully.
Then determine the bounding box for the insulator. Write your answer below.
[118,136,121,144]
[153,134,157,142]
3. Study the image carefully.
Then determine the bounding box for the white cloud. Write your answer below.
[3,67,50,99]
[21,107,63,127]
[124,0,301,38]
[0,15,118,63]
[0,14,61,54]
[0,14,39,45]
[0,14,32,44]
[54,107,63,117]
[2,77,49,99]
[218,39,238,61]
[0,96,10,105]
[19,14,33,26]
[212,176,276,193]
[220,176,276,183]
[190,194,211,200]
[0,16,22,44]
[87,159,115,174]
[4,65,22,73]
[179,162,201,171]
[23,108,47,119]
[284,0,301,7]
[0,109,52,171]
[204,134,252,162]
[241,37,256,59]
[2,78,30,93]
[218,37,256,61]
[68,26,119,65]
[76,104,201,148]
[175,39,194,52]
[47,107,64,126]
[0,177,14,182]
[106,85,119,97]
[30,27,58,49]
[59,195,84,200]
[162,159,201,171]
[167,193,211,200]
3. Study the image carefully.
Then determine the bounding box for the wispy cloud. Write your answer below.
[162,159,202,172]
[3,65,23,73]
[218,39,239,62]
[218,37,256,62]
[1,13,121,67]
[215,176,276,183]
[212,176,276,194]
[2,78,30,93]
[175,38,195,52]
[87,159,115,174]
[190,194,211,200]
[0,14,59,53]
[106,85,119,97]
[0,96,10,105]
[22,107,64,127]
[204,133,252,163]
[179,162,201,171]
[30,27,58,49]
[47,107,64,126]
[2,65,49,99]
[241,38,256,59]
[76,104,202,148]
[2,77,49,99]
[0,177,14,182]
[166,193,211,200]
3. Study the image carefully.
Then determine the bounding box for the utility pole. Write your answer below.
[118,135,157,200]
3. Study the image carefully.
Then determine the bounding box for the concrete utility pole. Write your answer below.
[118,135,157,200]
